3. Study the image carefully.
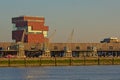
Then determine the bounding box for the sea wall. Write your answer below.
[0,57,120,67]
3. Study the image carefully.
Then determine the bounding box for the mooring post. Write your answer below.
[39,57,41,66]
[8,57,10,67]
[98,56,100,65]
[69,57,72,66]
[112,52,114,65]
[55,56,57,66]
[112,57,114,65]
[84,55,86,65]
[24,58,26,67]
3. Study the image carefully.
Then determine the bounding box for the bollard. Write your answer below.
[39,57,41,66]
[84,56,86,65]
[112,57,114,65]
[24,58,26,67]
[8,58,10,67]
[69,57,72,66]
[54,56,57,66]
[98,56,100,65]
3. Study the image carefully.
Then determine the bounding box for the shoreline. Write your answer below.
[0,57,120,67]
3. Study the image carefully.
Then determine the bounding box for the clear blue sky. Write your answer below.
[0,0,120,43]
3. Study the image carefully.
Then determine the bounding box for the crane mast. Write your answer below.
[65,29,74,57]
[17,29,26,57]
[42,30,56,57]
[66,29,74,51]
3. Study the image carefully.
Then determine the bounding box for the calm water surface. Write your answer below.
[0,65,120,80]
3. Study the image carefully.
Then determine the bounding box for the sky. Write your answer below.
[0,0,120,43]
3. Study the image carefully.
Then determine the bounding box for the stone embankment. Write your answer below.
[0,57,120,67]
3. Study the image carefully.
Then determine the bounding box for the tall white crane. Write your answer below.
[42,30,56,54]
[65,29,74,52]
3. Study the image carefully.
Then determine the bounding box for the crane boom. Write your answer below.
[43,29,56,51]
[21,29,26,42]
[67,29,74,43]
[65,29,74,52]
[49,29,56,42]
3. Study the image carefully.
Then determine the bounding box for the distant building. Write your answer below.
[101,37,120,43]
[12,16,49,43]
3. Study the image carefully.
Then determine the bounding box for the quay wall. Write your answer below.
[0,57,120,67]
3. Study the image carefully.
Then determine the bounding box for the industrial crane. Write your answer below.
[47,29,56,46]
[9,29,26,51]
[21,29,26,42]
[65,29,74,57]
[17,29,27,57]
[66,29,74,50]
[43,29,56,51]
[42,30,56,57]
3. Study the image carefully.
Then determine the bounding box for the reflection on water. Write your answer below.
[0,65,120,80]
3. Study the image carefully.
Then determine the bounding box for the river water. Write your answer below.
[0,65,120,80]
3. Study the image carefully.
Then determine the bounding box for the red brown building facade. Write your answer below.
[12,16,49,43]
